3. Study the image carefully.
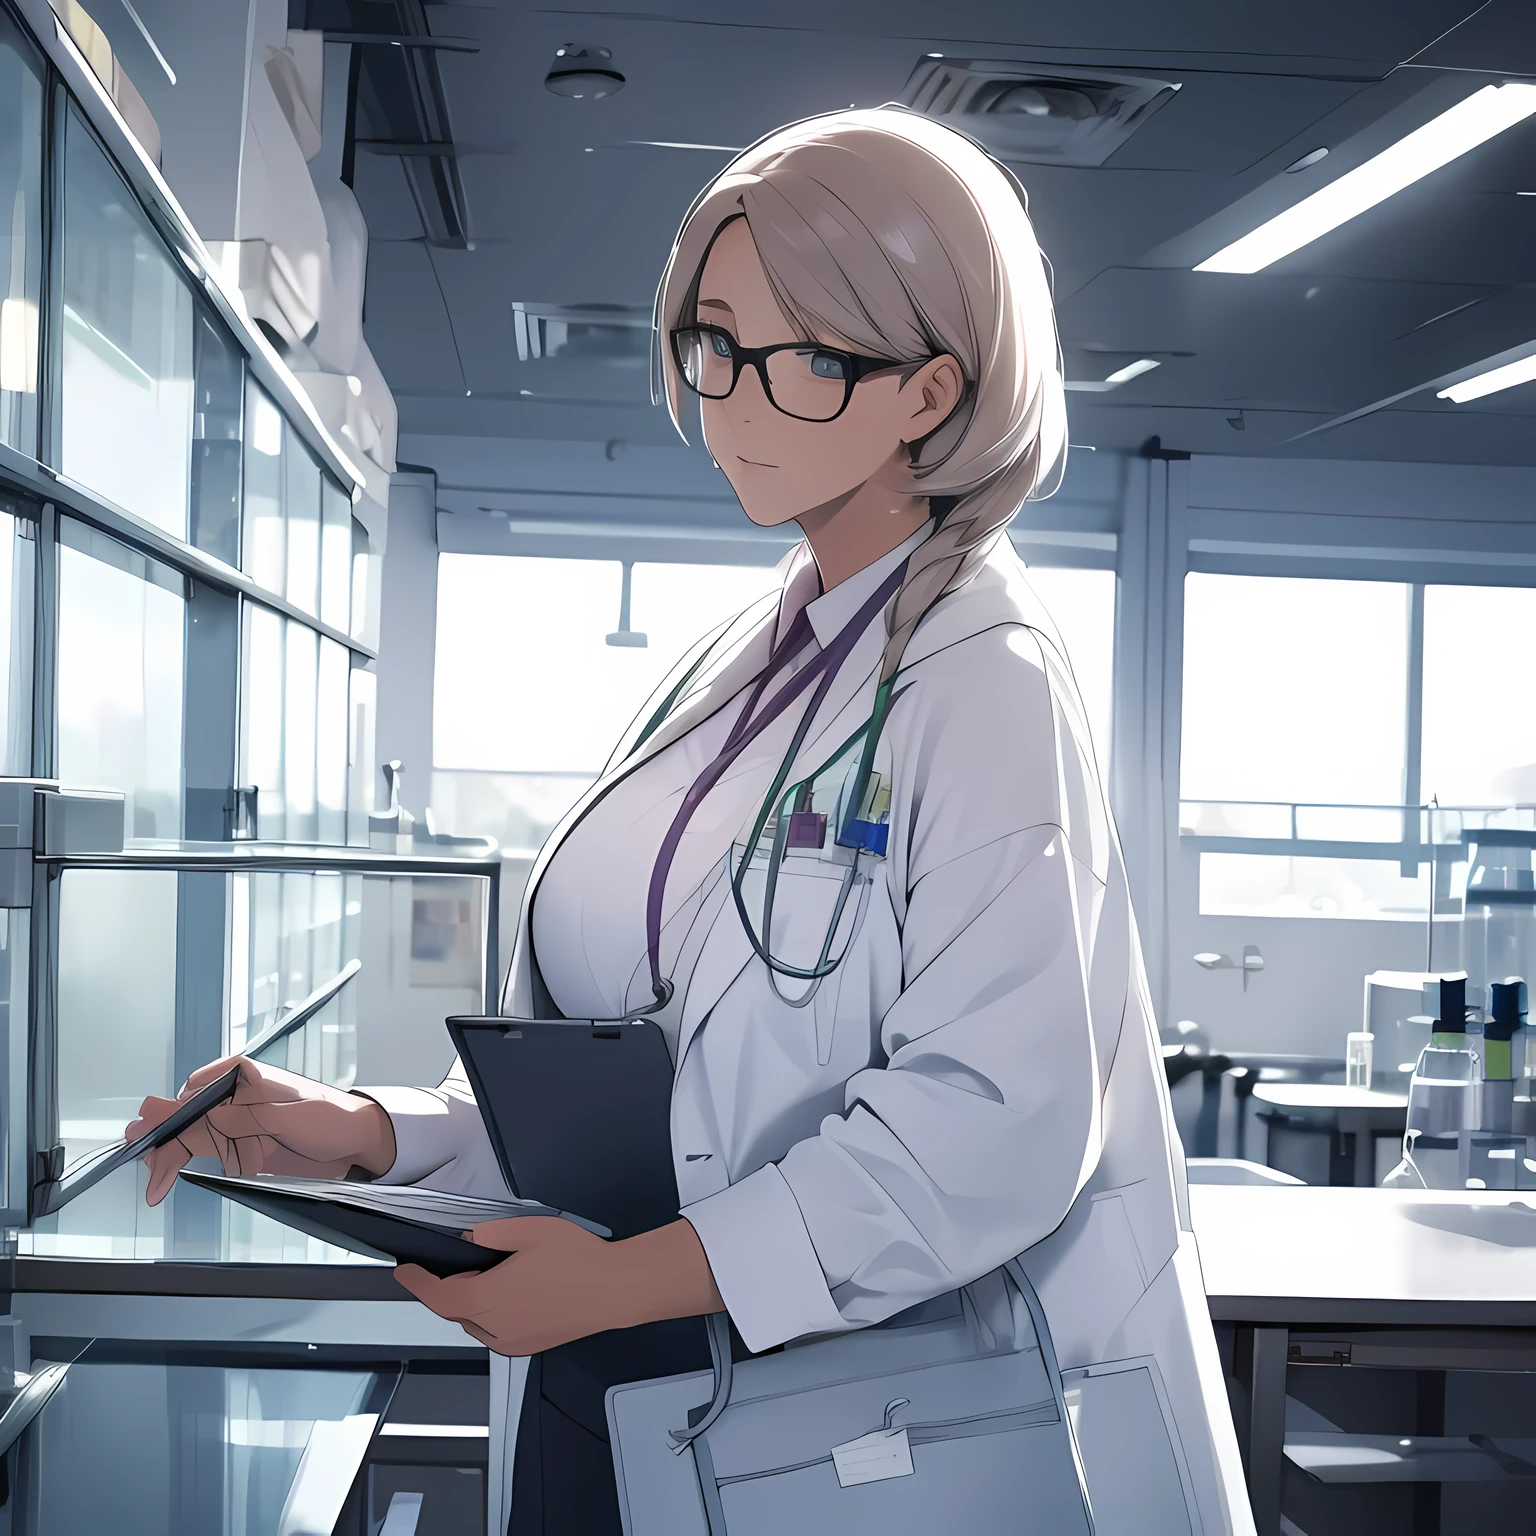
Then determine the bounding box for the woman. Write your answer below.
[134,108,1253,1533]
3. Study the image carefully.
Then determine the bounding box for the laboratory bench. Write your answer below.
[1193,1185,1536,1536]
[6,1192,1536,1536]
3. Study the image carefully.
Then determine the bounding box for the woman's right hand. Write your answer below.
[127,1056,398,1205]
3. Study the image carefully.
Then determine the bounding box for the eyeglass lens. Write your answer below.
[674,327,854,422]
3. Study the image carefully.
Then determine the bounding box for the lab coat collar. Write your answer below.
[795,519,936,651]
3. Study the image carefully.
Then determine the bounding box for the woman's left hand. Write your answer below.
[394,1215,726,1356]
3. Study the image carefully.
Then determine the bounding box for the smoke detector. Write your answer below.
[544,44,625,99]
[903,58,1179,166]
[512,302,651,364]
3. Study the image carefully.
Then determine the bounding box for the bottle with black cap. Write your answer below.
[1431,973,1468,1051]
[1482,979,1524,1141]
[1394,974,1481,1188]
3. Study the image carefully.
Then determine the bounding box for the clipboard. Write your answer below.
[447,1016,681,1241]
[178,1170,610,1277]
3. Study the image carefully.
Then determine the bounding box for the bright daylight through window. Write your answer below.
[1181,572,1536,922]
[432,553,1118,862]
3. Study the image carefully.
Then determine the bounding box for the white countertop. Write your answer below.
[1250,1084,1408,1110]
[1190,1185,1536,1304]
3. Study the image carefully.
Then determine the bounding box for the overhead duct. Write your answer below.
[902,57,1179,167]
[302,0,474,248]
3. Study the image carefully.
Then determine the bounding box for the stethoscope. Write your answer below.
[618,555,910,1021]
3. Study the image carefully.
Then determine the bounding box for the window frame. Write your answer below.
[1136,455,1536,1027]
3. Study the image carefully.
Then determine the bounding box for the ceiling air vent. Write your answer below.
[902,58,1179,167]
[511,302,651,364]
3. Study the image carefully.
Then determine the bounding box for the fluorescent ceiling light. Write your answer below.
[1064,358,1160,392]
[1196,83,1536,274]
[1104,358,1160,384]
[1437,349,1536,403]
[623,140,743,152]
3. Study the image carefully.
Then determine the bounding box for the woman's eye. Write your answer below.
[809,351,848,380]
[710,332,732,357]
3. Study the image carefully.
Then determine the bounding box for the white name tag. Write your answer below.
[830,1427,915,1488]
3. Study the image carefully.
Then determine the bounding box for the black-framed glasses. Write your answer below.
[670,324,904,423]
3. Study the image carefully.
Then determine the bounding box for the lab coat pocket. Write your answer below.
[733,842,872,1005]
[1059,1193,1150,1363]
[1062,1356,1200,1536]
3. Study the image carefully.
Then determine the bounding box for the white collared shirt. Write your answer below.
[529,521,933,1043]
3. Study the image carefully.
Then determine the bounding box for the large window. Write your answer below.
[1181,574,1410,809]
[431,552,1120,860]
[0,489,34,774]
[189,311,244,567]
[1021,563,1116,772]
[0,11,43,455]
[434,555,778,774]
[56,520,185,839]
[1179,572,1536,922]
[431,554,780,853]
[243,380,354,621]
[1421,584,1536,805]
[0,0,411,1283]
[240,602,351,843]
[60,106,195,534]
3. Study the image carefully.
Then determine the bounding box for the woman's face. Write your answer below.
[688,217,961,528]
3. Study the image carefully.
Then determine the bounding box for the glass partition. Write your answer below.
[0,906,30,1225]
[241,380,351,621]
[0,8,44,455]
[229,869,361,1082]
[348,661,377,846]
[284,434,321,619]
[27,1355,377,1536]
[0,489,35,774]
[56,520,185,839]
[240,603,350,844]
[242,384,286,595]
[320,478,352,633]
[23,851,493,1263]
[59,106,194,534]
[189,311,244,568]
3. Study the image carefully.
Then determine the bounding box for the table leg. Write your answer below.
[1247,1327,1289,1536]
[1413,1370,1444,1536]
[1338,1110,1374,1187]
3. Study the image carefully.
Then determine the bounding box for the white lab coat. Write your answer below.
[367,532,1255,1535]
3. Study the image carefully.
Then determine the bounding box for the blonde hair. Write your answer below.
[654,106,1067,684]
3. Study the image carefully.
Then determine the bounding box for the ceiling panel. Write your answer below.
[433,0,1473,71]
[1412,0,1536,73]
[1057,266,1498,409]
[359,1,1536,465]
[1101,73,1362,174]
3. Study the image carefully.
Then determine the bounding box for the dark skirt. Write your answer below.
[507,1316,716,1535]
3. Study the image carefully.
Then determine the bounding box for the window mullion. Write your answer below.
[1401,582,1425,877]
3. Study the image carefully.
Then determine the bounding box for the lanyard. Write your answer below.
[637,559,908,1013]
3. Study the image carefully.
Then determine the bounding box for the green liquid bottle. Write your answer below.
[1487,979,1528,1083]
